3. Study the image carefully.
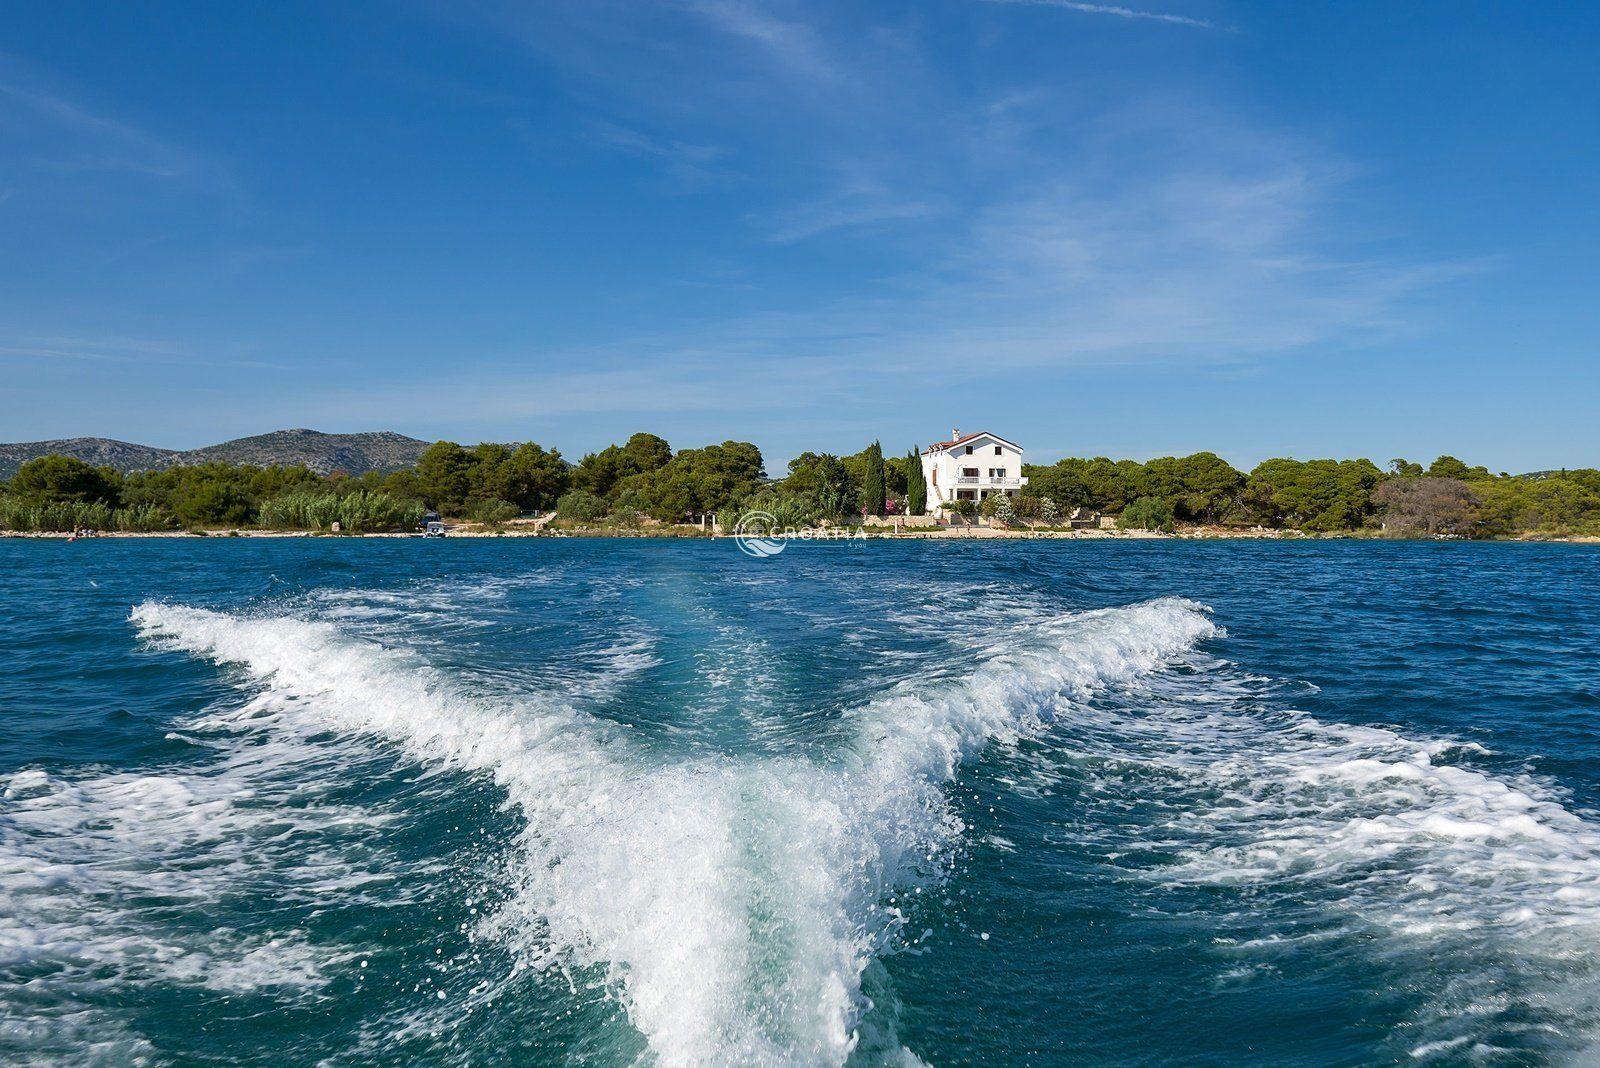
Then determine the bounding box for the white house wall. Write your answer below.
[920,434,1027,505]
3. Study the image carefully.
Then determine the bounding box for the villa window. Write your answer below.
[965,445,974,454]
[962,467,979,477]
[995,446,1002,455]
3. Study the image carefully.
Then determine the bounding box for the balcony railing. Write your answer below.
[954,476,1022,486]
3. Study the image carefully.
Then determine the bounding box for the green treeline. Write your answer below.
[0,454,428,533]
[1023,452,1600,536]
[3,436,1598,538]
[0,433,768,533]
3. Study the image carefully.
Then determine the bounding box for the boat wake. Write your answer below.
[126,596,1217,1066]
[1016,658,1600,1062]
[6,586,1596,1064]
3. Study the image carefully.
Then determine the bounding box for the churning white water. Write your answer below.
[128,597,1217,1066]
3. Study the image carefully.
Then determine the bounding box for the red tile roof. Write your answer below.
[922,431,1022,455]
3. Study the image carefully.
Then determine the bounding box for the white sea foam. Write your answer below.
[1,1005,159,1067]
[0,761,377,1062]
[1021,661,1600,1060]
[0,687,421,1064]
[306,575,662,707]
[129,596,1216,1066]
[1,763,382,969]
[1165,718,1600,1056]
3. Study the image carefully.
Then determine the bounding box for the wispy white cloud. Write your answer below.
[759,181,946,243]
[0,77,195,179]
[979,0,1215,30]
[434,2,1456,399]
[8,2,1447,458]
[0,336,288,371]
[585,119,733,186]
[683,0,844,81]
[0,52,240,209]
[323,125,1457,428]
[588,120,723,166]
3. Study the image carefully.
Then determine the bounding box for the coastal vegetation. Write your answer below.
[255,491,426,533]
[3,436,1599,539]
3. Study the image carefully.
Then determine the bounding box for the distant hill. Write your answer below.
[178,430,431,475]
[0,438,179,478]
[0,429,431,478]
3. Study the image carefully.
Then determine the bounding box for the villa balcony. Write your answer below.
[954,476,1025,487]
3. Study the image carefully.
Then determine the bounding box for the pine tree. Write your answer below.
[863,441,886,516]
[906,449,926,515]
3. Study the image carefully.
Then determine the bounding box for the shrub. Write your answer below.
[1120,496,1176,532]
[470,498,520,526]
[555,490,609,522]
[736,490,820,530]
[1038,497,1061,525]
[991,493,1016,524]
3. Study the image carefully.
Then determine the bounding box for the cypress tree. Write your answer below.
[863,441,886,516]
[906,449,926,515]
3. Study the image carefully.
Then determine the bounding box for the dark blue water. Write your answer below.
[3,539,1599,1066]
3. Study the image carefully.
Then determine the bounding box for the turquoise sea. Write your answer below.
[4,538,1600,1066]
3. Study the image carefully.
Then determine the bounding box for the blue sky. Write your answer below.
[2,1,1596,472]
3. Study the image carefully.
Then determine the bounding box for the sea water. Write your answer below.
[3,538,1599,1065]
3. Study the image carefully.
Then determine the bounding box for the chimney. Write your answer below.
[951,427,960,442]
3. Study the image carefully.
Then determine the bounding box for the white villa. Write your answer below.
[921,429,1028,507]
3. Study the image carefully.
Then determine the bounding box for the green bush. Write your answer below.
[1120,496,1176,532]
[978,493,1018,521]
[733,490,820,530]
[470,498,520,526]
[556,490,609,522]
